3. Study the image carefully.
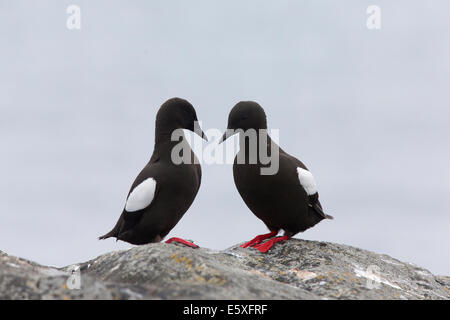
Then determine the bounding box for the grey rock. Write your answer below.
[1,240,449,300]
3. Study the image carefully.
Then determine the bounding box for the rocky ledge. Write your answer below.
[1,239,449,299]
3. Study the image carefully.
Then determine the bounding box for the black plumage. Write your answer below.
[99,98,207,247]
[220,101,333,252]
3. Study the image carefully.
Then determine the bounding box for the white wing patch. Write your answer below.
[125,178,157,212]
[297,167,317,195]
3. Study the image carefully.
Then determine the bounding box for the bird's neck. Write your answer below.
[237,129,276,162]
[154,124,181,145]
[152,129,195,164]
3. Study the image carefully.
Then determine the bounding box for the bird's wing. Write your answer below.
[116,177,159,237]
[99,168,160,240]
[296,166,334,220]
[125,177,157,212]
[296,167,318,196]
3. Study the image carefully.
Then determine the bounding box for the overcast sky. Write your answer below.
[1,1,449,275]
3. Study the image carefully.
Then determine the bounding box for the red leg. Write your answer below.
[240,231,278,248]
[165,237,199,249]
[252,235,289,253]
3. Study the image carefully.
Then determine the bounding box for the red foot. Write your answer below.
[240,231,278,248]
[165,237,199,249]
[252,235,288,253]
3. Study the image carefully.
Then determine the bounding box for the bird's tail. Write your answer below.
[98,223,121,240]
[313,203,334,220]
[98,230,114,240]
[98,212,128,241]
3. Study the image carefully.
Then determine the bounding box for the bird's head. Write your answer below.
[156,97,207,141]
[219,101,267,143]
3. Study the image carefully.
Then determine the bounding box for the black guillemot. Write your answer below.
[220,101,333,252]
[99,97,207,247]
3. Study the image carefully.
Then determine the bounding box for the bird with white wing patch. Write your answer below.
[220,101,333,253]
[99,98,207,247]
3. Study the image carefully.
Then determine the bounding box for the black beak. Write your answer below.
[218,129,235,144]
[194,122,208,141]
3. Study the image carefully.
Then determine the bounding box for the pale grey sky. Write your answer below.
[1,1,449,275]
